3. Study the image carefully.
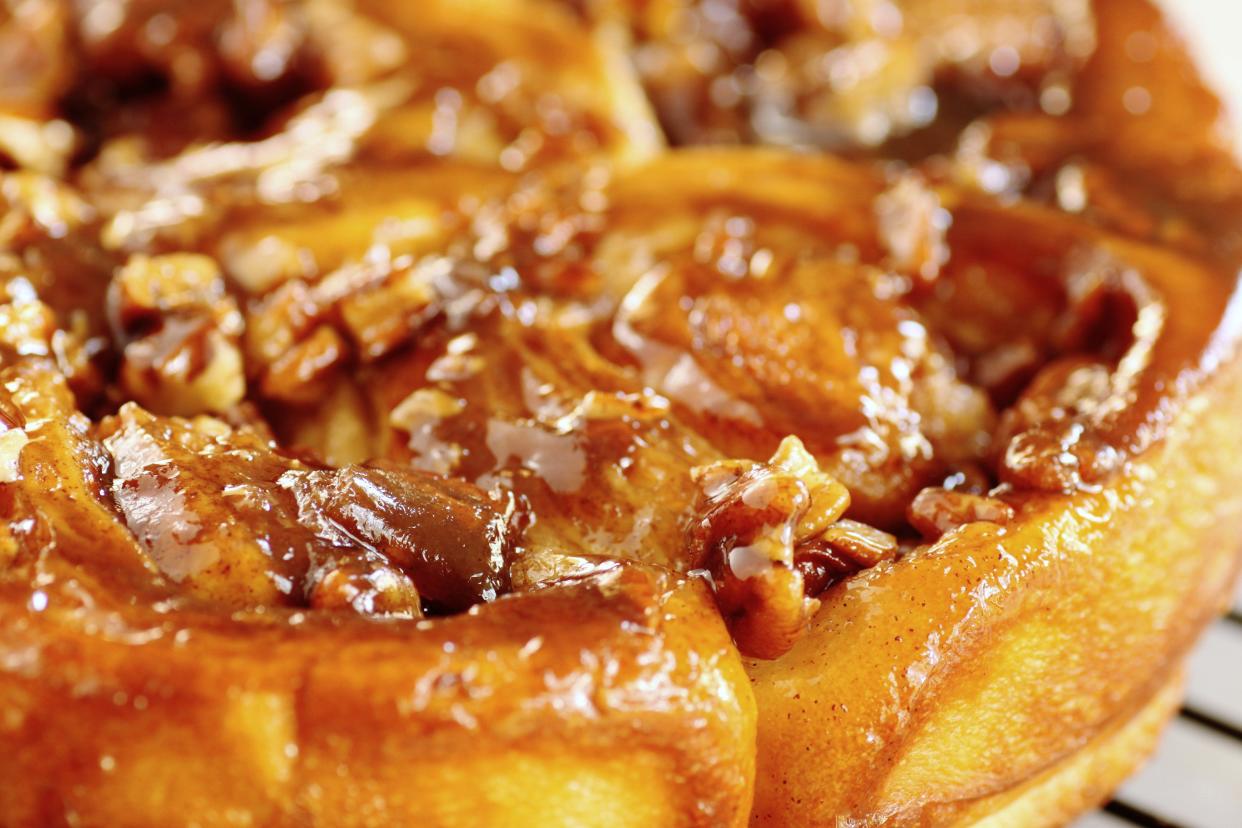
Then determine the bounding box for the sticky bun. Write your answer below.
[1,0,1240,826]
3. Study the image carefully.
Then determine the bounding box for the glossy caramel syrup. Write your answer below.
[0,0,1239,663]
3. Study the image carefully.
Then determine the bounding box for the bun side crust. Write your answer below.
[749,298,1242,825]
[956,669,1184,828]
[0,563,757,827]
[0,370,755,828]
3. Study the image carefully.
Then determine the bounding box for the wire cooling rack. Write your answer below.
[1074,581,1242,828]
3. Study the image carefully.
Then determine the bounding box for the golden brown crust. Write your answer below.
[948,670,1186,828]
[749,344,1242,823]
[0,362,754,826]
[0,421,756,825]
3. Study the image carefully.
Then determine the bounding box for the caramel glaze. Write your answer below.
[1,0,1242,825]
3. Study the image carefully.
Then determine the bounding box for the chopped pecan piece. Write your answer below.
[305,552,422,617]
[996,356,1124,492]
[795,519,900,598]
[819,519,901,568]
[688,435,896,659]
[109,254,246,416]
[0,299,56,356]
[335,258,442,360]
[259,324,348,404]
[908,486,1015,540]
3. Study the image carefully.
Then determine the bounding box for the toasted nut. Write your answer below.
[996,356,1124,491]
[118,317,246,416]
[690,435,885,659]
[819,519,899,568]
[306,555,423,618]
[286,463,520,610]
[338,261,439,360]
[244,280,321,371]
[111,254,247,416]
[509,551,616,591]
[908,487,1015,540]
[0,427,30,483]
[260,325,348,404]
[220,234,311,295]
[0,300,56,356]
[110,254,234,330]
[389,388,465,433]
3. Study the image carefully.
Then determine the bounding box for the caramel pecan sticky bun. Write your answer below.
[0,0,1240,826]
